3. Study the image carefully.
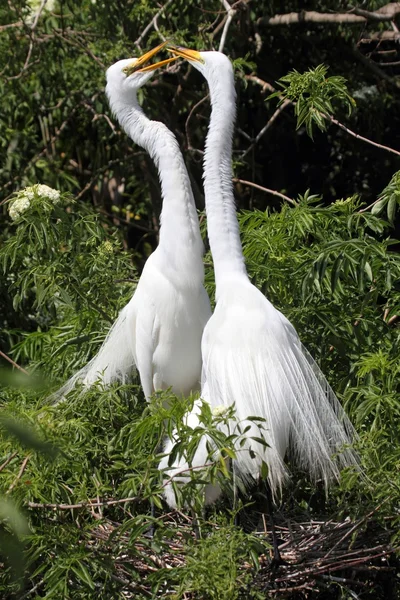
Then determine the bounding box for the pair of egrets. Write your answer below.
[59,43,358,510]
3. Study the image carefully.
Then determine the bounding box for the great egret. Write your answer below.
[56,43,211,401]
[159,48,358,508]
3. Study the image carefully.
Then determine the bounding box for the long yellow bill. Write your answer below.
[123,41,179,76]
[166,45,204,63]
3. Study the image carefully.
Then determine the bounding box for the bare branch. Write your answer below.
[246,75,400,158]
[134,0,175,50]
[258,5,400,27]
[0,452,18,474]
[0,20,23,33]
[326,113,400,158]
[258,12,366,26]
[219,0,237,52]
[240,99,291,159]
[30,0,48,31]
[0,350,29,375]
[28,495,141,510]
[7,455,31,494]
[233,178,297,205]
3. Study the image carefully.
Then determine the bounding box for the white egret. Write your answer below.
[160,48,358,510]
[57,43,211,401]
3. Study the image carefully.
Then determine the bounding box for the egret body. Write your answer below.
[160,49,358,505]
[57,46,211,400]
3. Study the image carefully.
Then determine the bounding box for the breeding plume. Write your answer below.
[160,48,358,505]
[57,44,211,400]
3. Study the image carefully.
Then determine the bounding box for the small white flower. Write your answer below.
[212,405,229,417]
[24,189,35,200]
[36,184,60,203]
[9,196,31,221]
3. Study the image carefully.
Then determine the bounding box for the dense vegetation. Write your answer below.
[1,0,400,598]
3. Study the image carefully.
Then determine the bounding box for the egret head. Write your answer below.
[166,46,233,80]
[106,41,178,97]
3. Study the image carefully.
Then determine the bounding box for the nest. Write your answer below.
[252,514,397,597]
[84,505,398,599]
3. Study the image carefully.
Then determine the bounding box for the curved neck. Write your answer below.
[108,92,204,282]
[203,66,248,288]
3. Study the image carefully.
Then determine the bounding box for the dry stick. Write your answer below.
[21,0,48,74]
[0,451,18,473]
[134,0,175,49]
[0,350,29,375]
[0,21,23,32]
[28,462,215,511]
[233,178,296,205]
[7,455,31,494]
[28,495,141,510]
[323,498,390,560]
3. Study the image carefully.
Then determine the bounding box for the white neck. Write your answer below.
[107,91,204,284]
[203,65,248,288]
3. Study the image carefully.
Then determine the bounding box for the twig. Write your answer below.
[0,20,23,33]
[323,498,390,560]
[325,113,400,157]
[219,0,236,52]
[27,495,141,510]
[185,94,209,151]
[20,578,45,599]
[7,455,31,494]
[109,574,152,598]
[233,178,296,205]
[134,0,175,49]
[0,451,18,473]
[30,0,48,31]
[358,197,382,213]
[0,350,29,375]
[240,99,291,159]
[82,100,116,133]
[246,74,400,158]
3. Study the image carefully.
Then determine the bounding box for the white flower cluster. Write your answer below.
[36,184,60,203]
[9,196,31,221]
[212,405,229,417]
[8,184,61,221]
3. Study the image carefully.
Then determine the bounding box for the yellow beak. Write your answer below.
[166,45,204,63]
[123,41,179,76]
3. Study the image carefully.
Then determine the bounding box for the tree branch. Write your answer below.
[233,178,296,205]
[258,4,400,26]
[0,350,29,375]
[7,455,31,494]
[134,0,175,50]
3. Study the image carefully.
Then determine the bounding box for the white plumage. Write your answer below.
[160,49,358,506]
[56,49,211,401]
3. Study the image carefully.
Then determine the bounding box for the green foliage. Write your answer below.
[270,65,355,138]
[372,170,400,225]
[157,526,264,600]
[1,0,400,596]
[1,182,399,596]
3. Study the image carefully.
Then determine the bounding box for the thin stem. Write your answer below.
[0,350,29,375]
[233,178,297,205]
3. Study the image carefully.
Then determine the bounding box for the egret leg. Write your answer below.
[264,482,283,567]
[144,499,156,538]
